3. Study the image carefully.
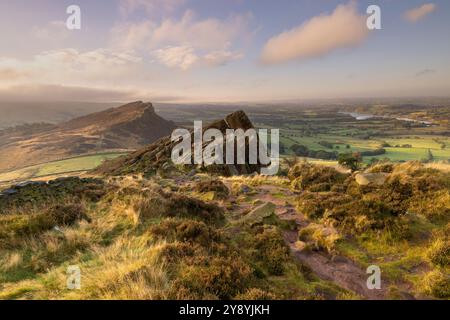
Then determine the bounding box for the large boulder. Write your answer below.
[355,173,389,186]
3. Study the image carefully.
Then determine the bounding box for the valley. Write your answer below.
[1,102,449,184]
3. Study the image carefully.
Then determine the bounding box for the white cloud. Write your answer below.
[153,45,199,70]
[111,10,252,69]
[152,46,243,70]
[404,3,436,23]
[260,2,369,64]
[151,10,250,50]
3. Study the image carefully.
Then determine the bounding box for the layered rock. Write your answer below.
[94,110,264,177]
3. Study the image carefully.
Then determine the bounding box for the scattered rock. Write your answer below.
[241,202,276,226]
[355,172,389,186]
[252,199,263,206]
[293,240,307,251]
[14,181,47,188]
[1,188,18,196]
[240,185,252,193]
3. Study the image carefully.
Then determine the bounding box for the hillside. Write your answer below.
[0,160,448,300]
[0,101,176,173]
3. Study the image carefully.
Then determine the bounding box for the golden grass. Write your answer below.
[225,175,290,187]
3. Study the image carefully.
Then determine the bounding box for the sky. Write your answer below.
[0,0,449,103]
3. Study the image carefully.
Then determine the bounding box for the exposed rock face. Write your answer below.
[355,172,389,186]
[94,110,264,177]
[0,101,176,172]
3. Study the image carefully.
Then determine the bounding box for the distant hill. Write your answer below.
[0,101,176,172]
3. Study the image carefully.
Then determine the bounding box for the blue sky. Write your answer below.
[0,0,449,102]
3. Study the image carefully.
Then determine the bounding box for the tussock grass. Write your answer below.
[1,160,448,300]
[225,175,290,188]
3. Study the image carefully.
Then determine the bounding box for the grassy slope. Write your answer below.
[0,161,448,300]
[0,175,349,300]
[0,153,128,183]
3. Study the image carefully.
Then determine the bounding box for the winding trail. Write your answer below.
[230,182,391,300]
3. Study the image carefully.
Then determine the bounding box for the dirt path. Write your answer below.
[233,183,390,300]
[283,230,388,299]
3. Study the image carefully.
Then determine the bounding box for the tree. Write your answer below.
[423,149,434,163]
[290,144,308,157]
[338,152,362,172]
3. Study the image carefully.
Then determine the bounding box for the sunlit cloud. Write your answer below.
[0,48,142,86]
[153,45,199,70]
[152,46,243,70]
[260,2,369,64]
[404,3,436,23]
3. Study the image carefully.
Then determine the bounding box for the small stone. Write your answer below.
[242,202,276,225]
[2,188,18,196]
[293,241,307,251]
[252,199,263,206]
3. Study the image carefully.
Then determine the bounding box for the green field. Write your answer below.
[280,131,450,163]
[0,152,127,183]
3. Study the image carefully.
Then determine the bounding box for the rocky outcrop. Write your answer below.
[94,110,264,177]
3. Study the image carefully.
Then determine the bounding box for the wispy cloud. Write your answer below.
[404,3,436,23]
[119,0,185,16]
[0,84,139,102]
[31,21,70,41]
[111,10,252,70]
[415,68,436,77]
[260,2,369,64]
[0,48,142,86]
[152,45,243,70]
[0,64,30,80]
[204,50,243,67]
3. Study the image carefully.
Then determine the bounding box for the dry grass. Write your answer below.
[225,175,289,187]
[1,161,448,300]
